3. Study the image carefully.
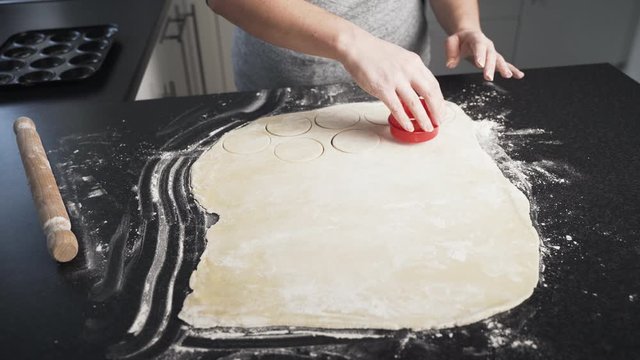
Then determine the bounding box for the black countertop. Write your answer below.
[0,0,170,104]
[1,64,639,359]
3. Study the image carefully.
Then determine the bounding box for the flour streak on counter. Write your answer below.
[107,91,280,358]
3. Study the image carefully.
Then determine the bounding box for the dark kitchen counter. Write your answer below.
[0,0,171,104]
[1,64,639,359]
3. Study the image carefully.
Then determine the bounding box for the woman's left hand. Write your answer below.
[445,30,525,81]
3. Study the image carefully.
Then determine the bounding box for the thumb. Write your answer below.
[445,34,461,68]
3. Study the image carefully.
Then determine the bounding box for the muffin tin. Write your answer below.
[0,25,118,86]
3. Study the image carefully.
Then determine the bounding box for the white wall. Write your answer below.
[625,15,640,82]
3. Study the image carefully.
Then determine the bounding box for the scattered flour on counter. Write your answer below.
[484,319,512,348]
[87,188,107,199]
[484,319,539,350]
[511,339,539,349]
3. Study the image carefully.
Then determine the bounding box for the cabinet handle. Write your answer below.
[163,81,177,97]
[161,3,208,95]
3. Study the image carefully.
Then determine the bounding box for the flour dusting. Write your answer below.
[484,319,539,350]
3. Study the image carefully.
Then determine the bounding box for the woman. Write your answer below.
[207,0,524,133]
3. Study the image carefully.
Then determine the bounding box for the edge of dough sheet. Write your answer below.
[181,101,541,336]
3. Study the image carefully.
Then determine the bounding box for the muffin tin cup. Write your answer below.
[4,47,36,59]
[0,24,118,86]
[41,44,73,56]
[0,59,26,72]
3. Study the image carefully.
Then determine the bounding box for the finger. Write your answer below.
[508,63,525,79]
[445,34,461,68]
[382,92,414,132]
[496,55,512,78]
[483,48,497,81]
[413,72,446,127]
[397,86,432,132]
[472,42,487,68]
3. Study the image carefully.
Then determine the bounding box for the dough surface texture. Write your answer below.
[181,102,540,330]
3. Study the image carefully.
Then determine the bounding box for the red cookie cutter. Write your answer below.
[388,97,439,143]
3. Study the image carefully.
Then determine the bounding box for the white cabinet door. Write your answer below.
[216,16,236,91]
[189,0,236,93]
[626,16,640,82]
[136,35,191,100]
[136,0,234,100]
[136,1,199,99]
[514,0,640,68]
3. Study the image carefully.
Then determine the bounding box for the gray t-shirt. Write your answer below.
[232,0,430,91]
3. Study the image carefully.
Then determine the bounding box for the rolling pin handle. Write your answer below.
[47,230,79,263]
[13,116,36,133]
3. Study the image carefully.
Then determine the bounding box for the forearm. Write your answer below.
[209,0,449,132]
[429,0,481,34]
[208,0,367,63]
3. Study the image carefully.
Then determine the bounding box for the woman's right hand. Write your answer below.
[338,32,447,133]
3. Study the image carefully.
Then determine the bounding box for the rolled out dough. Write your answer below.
[181,101,540,330]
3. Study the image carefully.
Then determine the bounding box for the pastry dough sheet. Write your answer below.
[180,102,540,330]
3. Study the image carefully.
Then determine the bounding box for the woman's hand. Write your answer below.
[338,33,446,133]
[445,30,524,81]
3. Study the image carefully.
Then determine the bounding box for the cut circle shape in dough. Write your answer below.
[222,129,271,154]
[266,114,313,137]
[440,102,457,125]
[332,129,380,154]
[315,107,360,129]
[274,138,324,162]
[360,102,390,125]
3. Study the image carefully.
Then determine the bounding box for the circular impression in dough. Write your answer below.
[222,129,271,154]
[274,138,324,162]
[440,102,457,125]
[332,129,380,154]
[361,103,390,125]
[266,114,313,137]
[315,108,360,129]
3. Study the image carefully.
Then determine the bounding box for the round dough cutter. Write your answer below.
[388,97,439,143]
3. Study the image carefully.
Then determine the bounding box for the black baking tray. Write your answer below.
[0,24,118,86]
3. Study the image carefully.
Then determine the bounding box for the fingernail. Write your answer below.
[446,60,454,68]
[404,122,414,132]
[506,71,513,78]
[477,58,485,67]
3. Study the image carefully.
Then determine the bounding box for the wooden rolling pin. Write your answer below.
[14,116,78,262]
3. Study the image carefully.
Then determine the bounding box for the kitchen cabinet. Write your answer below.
[136,0,235,99]
[626,16,640,81]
